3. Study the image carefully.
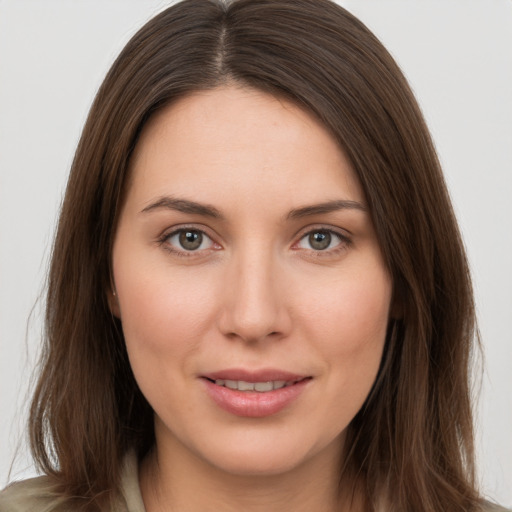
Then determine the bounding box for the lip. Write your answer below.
[201,368,312,418]
[203,368,306,383]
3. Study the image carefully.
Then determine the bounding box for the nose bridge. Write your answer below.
[219,241,287,342]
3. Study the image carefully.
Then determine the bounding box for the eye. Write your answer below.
[296,229,347,252]
[165,228,215,252]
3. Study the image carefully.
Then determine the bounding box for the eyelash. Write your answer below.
[293,227,351,258]
[157,226,219,258]
[157,226,351,258]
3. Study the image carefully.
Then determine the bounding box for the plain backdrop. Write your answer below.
[1,0,511,506]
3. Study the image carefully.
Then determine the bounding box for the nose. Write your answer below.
[217,248,291,344]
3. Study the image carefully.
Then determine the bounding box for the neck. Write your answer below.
[139,438,362,512]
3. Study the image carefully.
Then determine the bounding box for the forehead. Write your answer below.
[126,85,365,213]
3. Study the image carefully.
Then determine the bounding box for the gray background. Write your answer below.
[1,0,511,505]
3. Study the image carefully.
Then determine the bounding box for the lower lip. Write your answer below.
[202,378,311,418]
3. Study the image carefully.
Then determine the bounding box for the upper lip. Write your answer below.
[202,368,309,382]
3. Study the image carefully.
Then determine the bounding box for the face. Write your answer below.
[112,86,392,477]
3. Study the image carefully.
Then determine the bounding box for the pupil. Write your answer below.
[309,231,331,250]
[179,230,202,250]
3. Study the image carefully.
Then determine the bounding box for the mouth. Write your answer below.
[201,370,312,417]
[204,377,309,393]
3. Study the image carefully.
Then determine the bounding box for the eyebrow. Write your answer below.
[286,199,367,219]
[140,196,366,220]
[141,197,223,219]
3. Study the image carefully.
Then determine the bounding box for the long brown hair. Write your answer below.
[30,0,481,509]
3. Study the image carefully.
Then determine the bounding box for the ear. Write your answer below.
[107,287,121,318]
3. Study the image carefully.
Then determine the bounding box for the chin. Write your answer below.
[204,447,310,477]
[191,427,342,478]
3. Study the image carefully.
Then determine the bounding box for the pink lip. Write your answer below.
[203,368,306,383]
[201,368,312,418]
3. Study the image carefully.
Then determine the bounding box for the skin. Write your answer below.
[111,85,392,512]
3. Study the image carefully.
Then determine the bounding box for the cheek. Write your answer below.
[300,270,390,345]
[279,264,391,448]
[296,266,391,389]
[113,265,221,414]
[113,253,220,378]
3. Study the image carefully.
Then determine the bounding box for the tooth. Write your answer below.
[214,379,293,392]
[238,380,255,391]
[255,381,273,392]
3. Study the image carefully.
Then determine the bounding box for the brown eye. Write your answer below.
[308,231,331,250]
[179,230,203,250]
[165,229,215,252]
[296,228,349,253]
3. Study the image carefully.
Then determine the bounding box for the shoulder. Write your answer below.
[0,452,143,512]
[0,475,64,512]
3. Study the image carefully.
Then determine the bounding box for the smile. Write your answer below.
[211,379,301,392]
[202,371,312,417]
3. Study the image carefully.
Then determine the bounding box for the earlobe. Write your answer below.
[108,288,121,318]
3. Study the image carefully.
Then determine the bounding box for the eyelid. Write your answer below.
[292,224,351,243]
[291,225,352,254]
[157,224,222,256]
[156,223,351,258]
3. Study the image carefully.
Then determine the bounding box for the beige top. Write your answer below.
[1,453,510,512]
[0,453,145,512]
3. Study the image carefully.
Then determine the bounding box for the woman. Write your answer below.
[0,0,506,510]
